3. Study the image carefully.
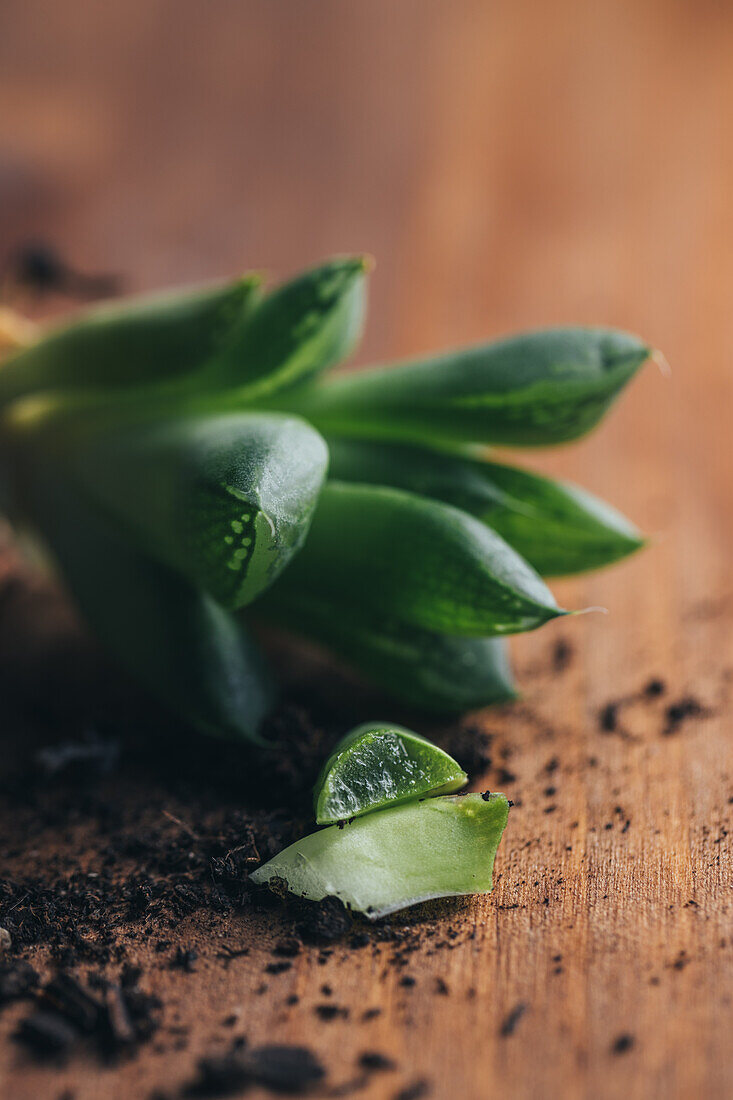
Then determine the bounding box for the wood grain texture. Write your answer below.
[1,1,732,1097]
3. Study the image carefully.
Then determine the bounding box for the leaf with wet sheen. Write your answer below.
[314,723,467,824]
[275,328,650,446]
[263,481,565,636]
[66,412,329,610]
[327,438,644,576]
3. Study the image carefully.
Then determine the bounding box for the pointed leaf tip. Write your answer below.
[268,481,562,638]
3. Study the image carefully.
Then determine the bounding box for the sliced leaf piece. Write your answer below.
[67,412,328,610]
[327,438,644,576]
[250,792,510,919]
[23,461,274,742]
[204,256,369,401]
[314,722,467,824]
[262,586,516,711]
[264,481,564,636]
[0,276,261,409]
[276,328,650,446]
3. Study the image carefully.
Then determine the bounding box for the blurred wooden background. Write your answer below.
[1,1,733,1097]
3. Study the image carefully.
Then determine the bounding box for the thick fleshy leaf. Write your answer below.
[327,438,644,576]
[23,462,274,742]
[67,412,328,610]
[275,328,650,446]
[250,792,510,919]
[264,481,564,636]
[314,723,467,824]
[262,585,516,711]
[0,277,262,408]
[204,256,369,401]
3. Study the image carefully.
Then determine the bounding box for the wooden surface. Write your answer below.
[1,1,733,1097]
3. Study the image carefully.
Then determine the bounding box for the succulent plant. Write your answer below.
[0,257,649,740]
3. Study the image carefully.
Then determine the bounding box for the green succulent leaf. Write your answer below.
[23,463,274,742]
[327,438,644,576]
[275,328,649,446]
[250,792,510,919]
[314,722,467,824]
[66,412,328,610]
[0,276,262,410]
[264,481,564,636]
[204,256,369,402]
[262,584,515,711]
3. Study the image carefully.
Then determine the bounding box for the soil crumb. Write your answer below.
[499,1002,528,1037]
[662,697,705,736]
[185,1041,325,1096]
[611,1033,635,1055]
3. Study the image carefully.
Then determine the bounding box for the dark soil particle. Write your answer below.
[499,1002,528,1037]
[292,896,354,945]
[394,1081,432,1100]
[552,638,574,673]
[671,951,689,971]
[273,938,301,958]
[15,1008,79,1058]
[265,961,293,975]
[13,967,160,1062]
[349,932,370,949]
[662,697,705,735]
[171,948,198,973]
[611,1033,635,1055]
[598,678,701,740]
[185,1041,325,1096]
[359,1051,397,1072]
[4,240,120,299]
[0,959,39,1004]
[314,1004,349,1022]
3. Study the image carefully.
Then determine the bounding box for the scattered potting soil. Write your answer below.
[0,656,491,1090]
[0,555,673,1094]
[597,676,707,739]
